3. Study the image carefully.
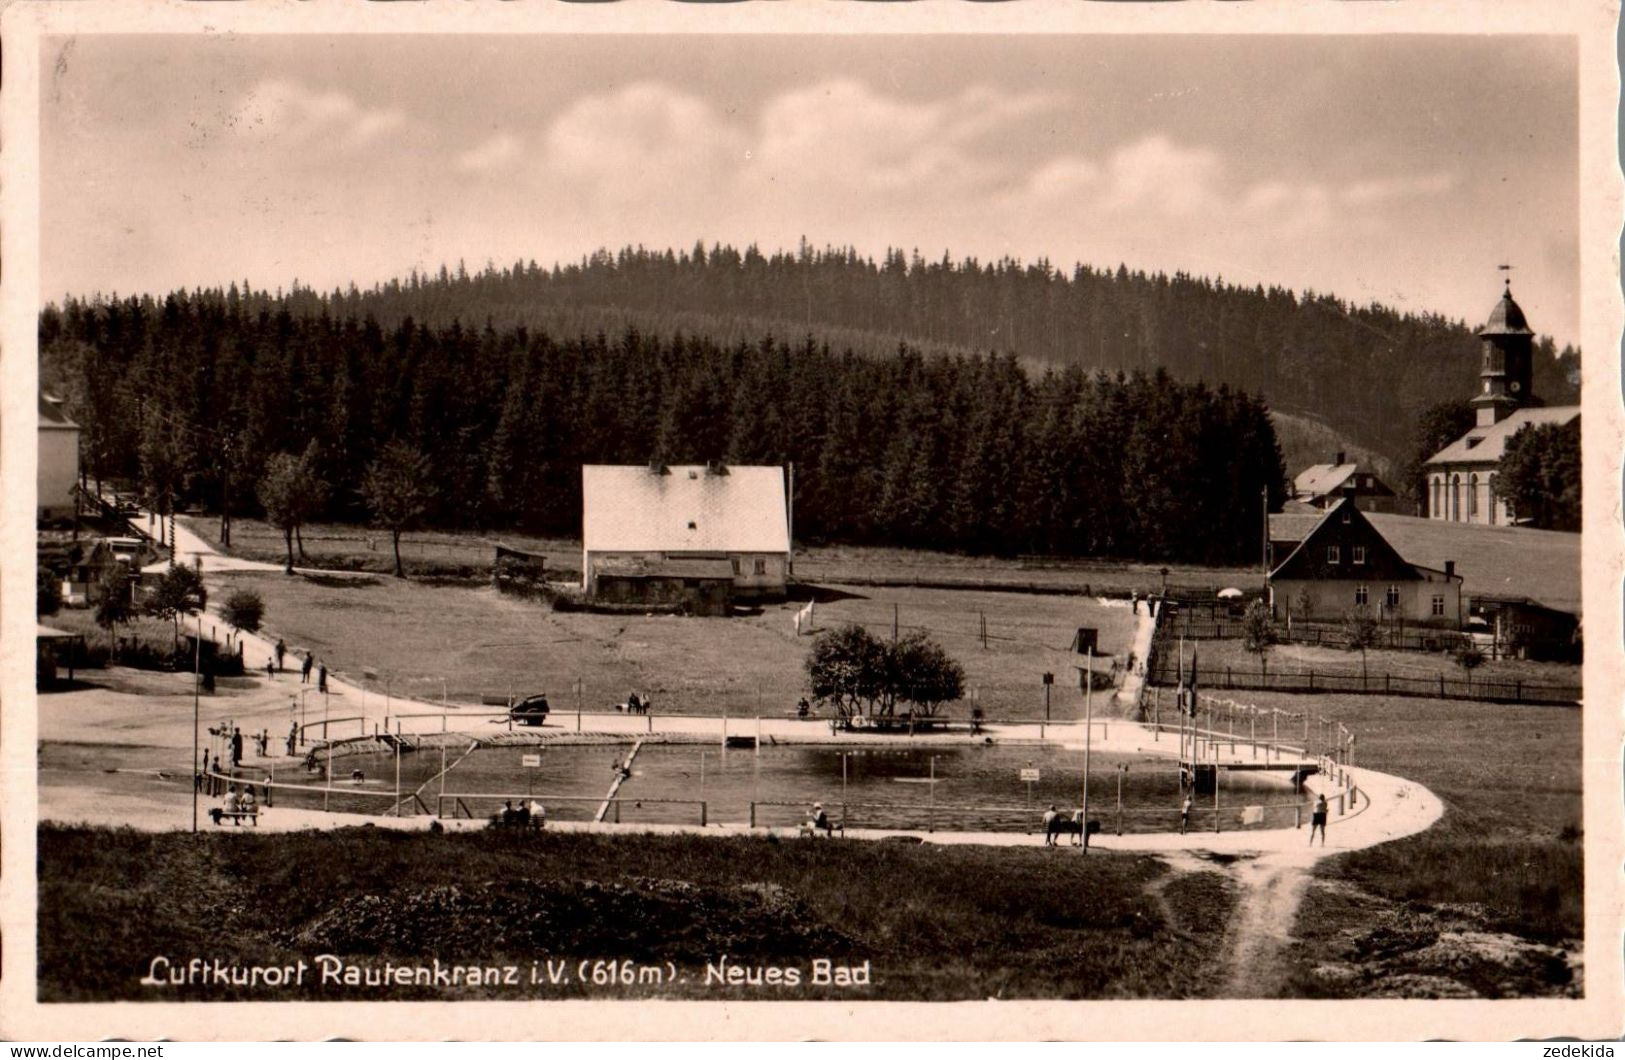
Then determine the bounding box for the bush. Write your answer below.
[37,565,63,617]
[222,589,266,636]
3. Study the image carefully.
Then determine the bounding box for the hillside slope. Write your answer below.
[148,243,1577,468]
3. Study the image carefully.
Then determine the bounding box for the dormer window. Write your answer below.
[1327,545,1340,564]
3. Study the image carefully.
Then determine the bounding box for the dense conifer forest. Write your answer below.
[40,292,1285,564]
[63,242,1575,463]
[41,240,1577,561]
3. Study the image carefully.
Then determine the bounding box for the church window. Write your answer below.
[1385,585,1400,609]
[1326,546,1340,565]
[1352,546,1366,565]
[1355,585,1369,606]
[1467,474,1479,519]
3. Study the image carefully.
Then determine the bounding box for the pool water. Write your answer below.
[368,740,1313,834]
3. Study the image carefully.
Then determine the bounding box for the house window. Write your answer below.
[1341,511,1352,524]
[1385,585,1400,609]
[1352,546,1366,565]
[752,557,767,576]
[1326,546,1340,564]
[1355,585,1369,606]
[730,558,741,576]
[1431,595,1446,617]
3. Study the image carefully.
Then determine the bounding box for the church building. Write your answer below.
[1424,280,1579,525]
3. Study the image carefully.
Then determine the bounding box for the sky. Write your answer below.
[40,33,1580,346]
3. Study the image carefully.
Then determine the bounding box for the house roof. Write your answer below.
[582,464,789,554]
[39,394,79,430]
[1268,512,1326,545]
[1293,462,1356,498]
[1425,406,1579,467]
[1269,497,1434,582]
[1293,463,1395,500]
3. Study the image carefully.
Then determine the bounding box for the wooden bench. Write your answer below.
[209,807,260,827]
[798,817,845,838]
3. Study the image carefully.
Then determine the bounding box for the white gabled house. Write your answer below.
[581,463,792,607]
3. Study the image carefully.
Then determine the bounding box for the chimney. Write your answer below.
[647,461,669,476]
[1444,560,1456,579]
[1335,451,1346,466]
[705,461,729,476]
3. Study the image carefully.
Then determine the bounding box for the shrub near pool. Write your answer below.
[38,825,1233,1002]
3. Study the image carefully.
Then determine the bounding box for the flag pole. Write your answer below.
[1081,645,1093,853]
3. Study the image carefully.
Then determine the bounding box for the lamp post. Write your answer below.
[191,629,201,833]
[1042,671,1054,723]
[1081,645,1093,853]
[1115,763,1129,835]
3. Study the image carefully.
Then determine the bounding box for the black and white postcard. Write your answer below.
[2,0,1620,1042]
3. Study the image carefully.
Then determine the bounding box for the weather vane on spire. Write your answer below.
[1497,263,1514,290]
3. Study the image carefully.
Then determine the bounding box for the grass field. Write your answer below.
[37,826,1235,1002]
[208,568,1137,720]
[178,515,1258,596]
[1168,637,1578,688]
[1217,689,1584,997]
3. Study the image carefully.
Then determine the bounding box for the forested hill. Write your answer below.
[39,300,1286,565]
[118,242,1579,465]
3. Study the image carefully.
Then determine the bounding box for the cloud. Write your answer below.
[1340,172,1457,205]
[750,79,1058,196]
[544,83,747,188]
[456,132,523,174]
[227,78,406,149]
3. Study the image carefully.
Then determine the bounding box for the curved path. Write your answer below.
[49,513,1447,994]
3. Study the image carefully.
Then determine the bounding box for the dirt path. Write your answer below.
[1216,851,1318,998]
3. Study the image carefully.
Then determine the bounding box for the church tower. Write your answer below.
[1470,279,1535,427]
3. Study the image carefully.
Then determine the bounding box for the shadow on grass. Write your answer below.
[298,573,383,590]
[787,583,870,604]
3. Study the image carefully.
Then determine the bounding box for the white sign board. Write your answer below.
[520,754,541,768]
[1019,768,1041,783]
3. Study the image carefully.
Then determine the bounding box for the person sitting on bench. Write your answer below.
[210,787,244,826]
[803,802,835,837]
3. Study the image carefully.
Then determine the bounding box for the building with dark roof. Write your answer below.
[1425,281,1579,525]
[1292,452,1399,513]
[1269,497,1461,627]
[581,463,791,605]
[38,393,80,522]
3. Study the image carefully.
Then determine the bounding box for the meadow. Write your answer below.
[37,826,1235,1002]
[1225,689,1584,997]
[206,567,1137,720]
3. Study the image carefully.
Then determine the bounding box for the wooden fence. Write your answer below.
[1163,620,1470,654]
[1146,662,1579,706]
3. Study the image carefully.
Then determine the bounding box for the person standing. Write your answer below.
[275,639,287,672]
[231,727,244,767]
[317,662,328,694]
[1180,794,1194,835]
[287,720,299,757]
[1309,794,1329,846]
[1042,804,1059,846]
[301,653,314,684]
